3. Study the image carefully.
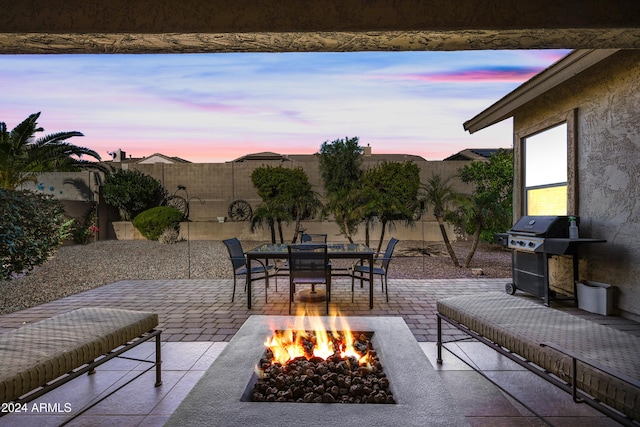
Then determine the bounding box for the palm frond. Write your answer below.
[0,113,99,189]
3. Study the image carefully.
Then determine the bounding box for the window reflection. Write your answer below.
[524,123,568,215]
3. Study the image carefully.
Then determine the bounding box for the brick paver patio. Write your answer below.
[0,278,508,342]
[2,277,638,426]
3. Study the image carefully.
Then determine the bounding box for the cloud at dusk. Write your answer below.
[396,66,542,83]
[0,50,570,163]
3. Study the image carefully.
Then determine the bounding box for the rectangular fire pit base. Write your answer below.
[166,316,468,427]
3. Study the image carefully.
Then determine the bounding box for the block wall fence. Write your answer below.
[22,157,473,242]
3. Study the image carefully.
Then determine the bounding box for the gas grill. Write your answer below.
[495,215,606,306]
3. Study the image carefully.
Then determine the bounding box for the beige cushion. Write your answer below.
[438,292,640,421]
[0,307,158,403]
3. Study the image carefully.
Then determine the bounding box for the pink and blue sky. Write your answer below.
[0,50,570,163]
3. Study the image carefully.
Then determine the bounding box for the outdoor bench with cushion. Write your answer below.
[436,292,640,426]
[0,307,162,412]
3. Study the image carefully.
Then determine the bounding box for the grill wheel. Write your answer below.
[505,283,516,295]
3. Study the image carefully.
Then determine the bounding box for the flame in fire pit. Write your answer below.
[253,309,393,404]
[263,308,371,367]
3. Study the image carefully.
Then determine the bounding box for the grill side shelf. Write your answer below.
[540,238,607,255]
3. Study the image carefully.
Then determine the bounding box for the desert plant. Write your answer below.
[67,202,98,244]
[0,189,67,280]
[158,228,181,244]
[132,206,184,241]
[102,168,166,220]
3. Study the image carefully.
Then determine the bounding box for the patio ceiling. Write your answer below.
[1,0,639,54]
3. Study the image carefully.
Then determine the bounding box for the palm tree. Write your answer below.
[251,199,292,244]
[0,112,101,190]
[288,188,323,243]
[324,188,363,244]
[250,204,279,244]
[421,173,461,267]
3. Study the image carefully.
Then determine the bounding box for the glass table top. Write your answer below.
[247,243,374,255]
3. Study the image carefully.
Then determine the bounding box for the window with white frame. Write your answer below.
[524,122,568,215]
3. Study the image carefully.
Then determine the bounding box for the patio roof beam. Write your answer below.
[0,0,639,54]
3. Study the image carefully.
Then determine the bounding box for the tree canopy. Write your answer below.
[318,136,364,242]
[251,165,321,243]
[318,136,363,195]
[450,149,513,267]
[361,160,421,253]
[102,168,166,221]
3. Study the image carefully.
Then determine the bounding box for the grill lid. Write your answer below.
[509,215,574,237]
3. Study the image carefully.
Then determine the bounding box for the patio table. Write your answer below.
[245,243,375,309]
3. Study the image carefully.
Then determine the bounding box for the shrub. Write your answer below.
[132,206,184,241]
[0,189,66,280]
[102,169,166,220]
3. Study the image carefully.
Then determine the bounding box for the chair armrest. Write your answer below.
[253,258,279,274]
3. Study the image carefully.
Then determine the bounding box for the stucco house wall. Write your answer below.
[512,50,640,320]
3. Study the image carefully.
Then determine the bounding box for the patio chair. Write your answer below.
[288,243,331,314]
[300,233,328,243]
[275,234,328,282]
[223,238,275,303]
[350,238,399,302]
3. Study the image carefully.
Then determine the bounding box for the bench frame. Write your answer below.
[437,312,640,427]
[3,328,162,420]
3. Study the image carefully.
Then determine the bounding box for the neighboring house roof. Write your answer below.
[231,152,292,162]
[103,157,143,165]
[362,153,427,162]
[463,49,621,133]
[444,148,511,161]
[232,151,427,163]
[135,153,191,164]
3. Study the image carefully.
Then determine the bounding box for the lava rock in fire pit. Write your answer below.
[252,331,395,404]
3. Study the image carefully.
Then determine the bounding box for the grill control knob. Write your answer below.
[528,242,535,247]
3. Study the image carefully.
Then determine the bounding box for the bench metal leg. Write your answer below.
[155,331,163,386]
[436,314,443,364]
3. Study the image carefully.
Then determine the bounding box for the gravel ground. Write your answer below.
[0,239,511,315]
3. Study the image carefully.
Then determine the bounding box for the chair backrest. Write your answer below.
[223,238,246,270]
[301,233,328,243]
[288,243,329,280]
[381,238,400,270]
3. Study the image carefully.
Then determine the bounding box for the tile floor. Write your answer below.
[0,339,622,426]
[0,342,226,426]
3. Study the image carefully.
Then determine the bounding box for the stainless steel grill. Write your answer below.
[494,215,606,305]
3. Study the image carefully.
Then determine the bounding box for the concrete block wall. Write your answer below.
[127,157,471,222]
[26,155,473,242]
[19,171,100,202]
[110,219,453,243]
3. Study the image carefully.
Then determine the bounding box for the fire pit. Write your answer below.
[166,315,468,427]
[251,315,394,404]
